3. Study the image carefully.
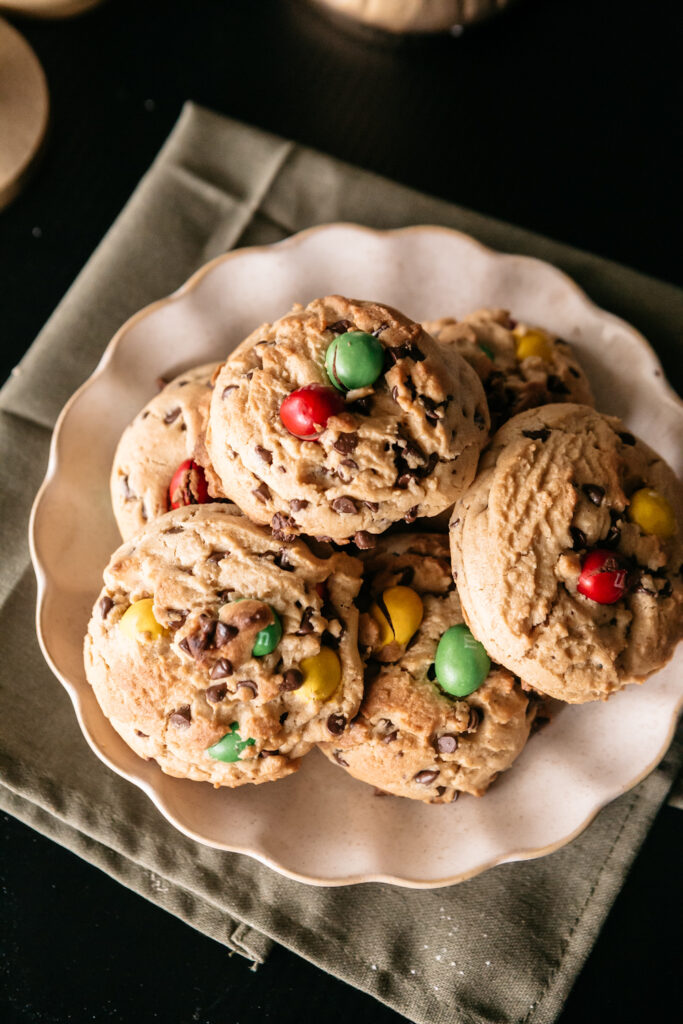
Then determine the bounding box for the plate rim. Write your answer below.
[29,221,683,888]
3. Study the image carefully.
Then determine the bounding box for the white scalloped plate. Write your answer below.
[30,224,682,888]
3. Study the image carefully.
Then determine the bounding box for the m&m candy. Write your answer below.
[207,722,255,763]
[577,549,630,604]
[628,488,676,538]
[299,647,341,701]
[434,624,490,698]
[168,459,209,509]
[370,586,423,648]
[279,384,345,439]
[325,331,384,391]
[119,598,167,642]
[514,327,553,363]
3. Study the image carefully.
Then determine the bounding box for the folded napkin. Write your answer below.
[1,102,681,1024]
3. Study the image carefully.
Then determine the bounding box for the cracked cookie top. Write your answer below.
[206,296,489,544]
[318,533,536,802]
[426,309,593,432]
[450,403,683,703]
[84,505,364,787]
[111,364,223,540]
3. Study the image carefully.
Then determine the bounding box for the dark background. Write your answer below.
[1,0,681,1021]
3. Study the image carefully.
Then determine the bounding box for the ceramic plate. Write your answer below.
[30,224,682,888]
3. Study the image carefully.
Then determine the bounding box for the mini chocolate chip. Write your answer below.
[604,523,621,547]
[333,433,359,455]
[206,683,228,702]
[582,484,605,506]
[569,366,581,378]
[163,407,181,424]
[214,622,238,646]
[333,749,350,767]
[391,385,399,402]
[99,596,114,619]
[162,526,184,535]
[185,616,216,658]
[207,550,228,562]
[121,475,136,500]
[210,658,233,679]
[281,669,303,692]
[178,638,191,655]
[296,607,315,635]
[327,714,347,735]
[466,707,481,733]
[414,769,440,785]
[382,730,398,744]
[364,501,379,512]
[252,482,271,503]
[546,375,570,395]
[331,497,357,515]
[169,706,191,729]
[237,680,257,697]
[618,431,636,445]
[396,473,415,489]
[273,549,294,572]
[436,786,447,797]
[321,629,341,650]
[634,582,656,596]
[435,734,458,754]
[289,499,309,512]
[255,445,273,464]
[222,385,237,399]
[279,712,289,724]
[354,531,376,549]
[522,428,550,442]
[404,505,419,524]
[259,749,280,758]
[327,319,353,335]
[570,526,587,549]
[271,512,297,540]
[245,371,254,380]
[340,458,358,471]
[352,395,373,415]
[134,729,148,738]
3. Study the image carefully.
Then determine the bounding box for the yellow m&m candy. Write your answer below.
[370,586,423,648]
[299,647,341,701]
[119,598,167,642]
[514,327,553,363]
[628,488,677,538]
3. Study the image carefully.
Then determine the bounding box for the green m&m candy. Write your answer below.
[325,331,384,391]
[233,599,282,656]
[208,722,255,763]
[434,624,490,698]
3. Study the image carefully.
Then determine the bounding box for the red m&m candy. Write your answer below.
[577,549,630,604]
[168,459,209,509]
[279,384,345,440]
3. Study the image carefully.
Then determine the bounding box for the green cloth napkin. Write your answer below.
[1,102,681,1024]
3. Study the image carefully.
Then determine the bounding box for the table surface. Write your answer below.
[1,1,681,1022]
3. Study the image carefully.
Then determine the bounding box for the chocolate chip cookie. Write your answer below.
[450,403,683,703]
[318,534,536,802]
[206,296,489,544]
[84,505,364,787]
[425,309,593,431]
[111,364,223,540]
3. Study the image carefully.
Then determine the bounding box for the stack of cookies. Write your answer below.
[84,296,682,803]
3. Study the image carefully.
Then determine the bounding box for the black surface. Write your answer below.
[1,0,681,1021]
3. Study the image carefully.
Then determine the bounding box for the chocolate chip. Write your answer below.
[163,407,181,425]
[279,712,289,724]
[280,669,303,692]
[245,370,254,380]
[178,638,191,655]
[271,512,297,540]
[466,708,481,732]
[333,432,359,455]
[252,482,271,503]
[296,607,315,635]
[327,714,347,735]
[364,501,379,512]
[331,497,357,515]
[582,484,605,506]
[372,322,389,337]
[210,658,233,679]
[222,385,237,399]
[99,596,114,619]
[404,505,419,524]
[289,499,309,512]
[546,375,570,395]
[273,548,294,572]
[333,749,350,767]
[522,428,550,442]
[169,706,191,729]
[260,749,280,758]
[255,445,273,464]
[436,786,447,797]
[134,729,148,738]
[414,769,440,785]
[352,395,373,415]
[354,531,376,550]
[396,473,415,489]
[391,386,399,402]
[382,730,398,744]
[237,680,257,697]
[327,319,352,335]
[207,550,228,562]
[206,683,228,702]
[340,458,358,471]
[570,526,587,550]
[185,615,216,658]
[214,622,238,646]
[387,343,425,363]
[618,431,636,445]
[121,475,136,500]
[435,734,458,754]
[604,522,621,547]
[162,526,184,535]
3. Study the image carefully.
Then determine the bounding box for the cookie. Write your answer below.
[206,295,489,544]
[425,309,593,431]
[84,505,364,787]
[111,364,222,540]
[318,534,536,802]
[450,403,683,703]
